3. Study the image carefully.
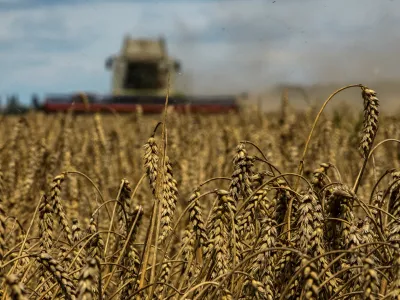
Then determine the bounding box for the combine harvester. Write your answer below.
[38,36,241,114]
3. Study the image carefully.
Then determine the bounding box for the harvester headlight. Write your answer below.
[158,62,168,71]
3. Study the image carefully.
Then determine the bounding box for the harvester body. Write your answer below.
[40,36,239,114]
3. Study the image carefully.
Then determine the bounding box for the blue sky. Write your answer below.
[0,0,399,104]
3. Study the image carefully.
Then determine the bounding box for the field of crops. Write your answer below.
[0,85,399,299]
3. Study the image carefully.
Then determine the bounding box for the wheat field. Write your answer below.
[0,85,399,299]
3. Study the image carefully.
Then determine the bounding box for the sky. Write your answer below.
[0,0,399,105]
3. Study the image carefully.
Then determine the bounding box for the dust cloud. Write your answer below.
[170,0,400,113]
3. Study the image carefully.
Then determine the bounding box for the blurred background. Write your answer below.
[0,0,399,113]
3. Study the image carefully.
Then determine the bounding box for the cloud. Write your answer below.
[0,0,400,105]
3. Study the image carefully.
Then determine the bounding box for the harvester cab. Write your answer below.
[105,36,181,97]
